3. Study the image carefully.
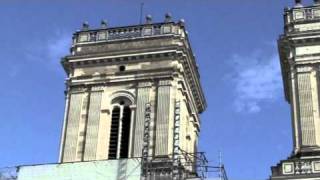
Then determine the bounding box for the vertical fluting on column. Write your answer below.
[297,69,317,147]
[75,92,90,161]
[290,67,301,153]
[62,93,83,162]
[84,89,103,161]
[133,82,151,157]
[311,68,320,146]
[128,106,136,158]
[155,80,171,156]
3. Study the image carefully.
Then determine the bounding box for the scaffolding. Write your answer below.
[141,101,228,180]
[141,146,228,180]
[0,100,228,180]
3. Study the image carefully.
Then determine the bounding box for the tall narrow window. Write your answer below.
[108,97,133,159]
[108,106,120,159]
[120,106,132,158]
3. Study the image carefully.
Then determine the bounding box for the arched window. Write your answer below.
[108,97,133,159]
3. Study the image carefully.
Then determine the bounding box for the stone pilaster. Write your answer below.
[84,86,103,161]
[132,82,151,157]
[155,80,172,156]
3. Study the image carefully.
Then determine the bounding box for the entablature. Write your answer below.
[284,5,320,33]
[63,50,206,113]
[63,21,206,113]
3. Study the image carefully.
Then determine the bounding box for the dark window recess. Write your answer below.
[120,106,131,158]
[119,65,126,72]
[108,107,120,159]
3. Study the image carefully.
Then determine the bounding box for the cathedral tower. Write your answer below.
[58,15,206,179]
[271,0,320,179]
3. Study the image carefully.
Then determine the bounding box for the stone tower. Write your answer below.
[58,15,206,179]
[271,0,320,179]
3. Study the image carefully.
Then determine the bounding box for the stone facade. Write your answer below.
[271,1,320,179]
[58,17,206,178]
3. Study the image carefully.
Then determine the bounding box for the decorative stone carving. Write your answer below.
[164,13,172,22]
[282,162,294,175]
[91,86,104,91]
[313,161,320,172]
[138,82,153,88]
[158,80,171,86]
[145,15,152,24]
[82,21,89,30]
[101,20,107,28]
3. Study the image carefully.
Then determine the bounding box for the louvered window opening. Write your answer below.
[108,105,132,159]
[120,106,131,158]
[108,107,120,159]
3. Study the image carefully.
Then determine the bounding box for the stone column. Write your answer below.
[296,67,317,147]
[84,86,103,161]
[58,88,70,163]
[132,82,151,157]
[128,105,136,158]
[155,80,172,156]
[311,67,320,146]
[62,89,85,162]
[290,66,301,153]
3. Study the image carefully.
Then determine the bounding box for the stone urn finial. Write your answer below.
[165,13,172,22]
[82,21,89,30]
[146,15,152,24]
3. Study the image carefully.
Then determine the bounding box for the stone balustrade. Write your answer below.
[284,6,320,33]
[281,160,320,175]
[72,22,184,45]
[286,6,320,22]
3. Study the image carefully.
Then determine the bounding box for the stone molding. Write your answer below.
[109,90,135,104]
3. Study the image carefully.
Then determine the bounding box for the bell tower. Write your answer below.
[271,0,320,179]
[58,15,206,179]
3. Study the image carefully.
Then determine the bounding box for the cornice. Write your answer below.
[63,49,206,113]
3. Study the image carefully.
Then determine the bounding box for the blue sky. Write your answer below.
[0,0,315,179]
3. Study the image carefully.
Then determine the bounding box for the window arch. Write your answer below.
[108,96,133,159]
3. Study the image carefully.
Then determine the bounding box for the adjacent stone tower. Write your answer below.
[58,15,206,179]
[271,0,320,179]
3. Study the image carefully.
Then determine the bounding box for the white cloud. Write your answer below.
[230,52,282,113]
[47,34,70,64]
[25,31,71,71]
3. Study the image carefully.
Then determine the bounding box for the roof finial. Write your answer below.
[82,21,89,30]
[101,20,108,28]
[178,19,185,27]
[295,0,303,7]
[146,15,152,24]
[165,13,172,22]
